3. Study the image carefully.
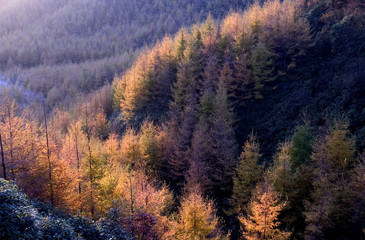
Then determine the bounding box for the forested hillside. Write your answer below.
[0,0,254,109]
[1,0,365,239]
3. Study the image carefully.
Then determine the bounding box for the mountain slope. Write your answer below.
[0,0,257,109]
[1,1,365,239]
[112,0,365,156]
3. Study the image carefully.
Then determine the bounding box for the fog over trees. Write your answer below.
[0,0,256,109]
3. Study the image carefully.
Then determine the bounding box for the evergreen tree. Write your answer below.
[348,153,365,239]
[202,14,217,55]
[250,42,276,100]
[219,62,236,105]
[271,141,294,198]
[202,13,216,39]
[326,120,356,171]
[233,54,253,106]
[251,20,262,45]
[230,133,263,215]
[165,51,199,192]
[266,124,315,238]
[169,60,195,114]
[233,32,253,59]
[304,135,335,240]
[186,121,213,195]
[289,124,314,169]
[305,120,357,239]
[198,93,215,122]
[201,53,218,95]
[198,54,218,121]
[176,30,187,61]
[210,77,237,208]
[165,97,198,192]
[81,107,107,218]
[217,34,232,63]
[271,135,314,239]
[186,29,204,83]
[139,121,162,178]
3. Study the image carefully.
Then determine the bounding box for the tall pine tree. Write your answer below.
[250,42,276,100]
[305,120,357,239]
[230,133,263,215]
[209,76,237,209]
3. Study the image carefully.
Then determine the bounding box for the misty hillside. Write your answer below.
[0,0,255,109]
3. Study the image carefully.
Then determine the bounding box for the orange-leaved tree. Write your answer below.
[240,178,291,240]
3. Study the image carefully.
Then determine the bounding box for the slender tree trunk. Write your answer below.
[128,170,134,236]
[43,101,54,206]
[75,134,81,193]
[9,140,14,180]
[7,104,15,180]
[74,130,82,211]
[129,171,134,214]
[84,108,94,218]
[0,132,6,180]
[88,146,94,218]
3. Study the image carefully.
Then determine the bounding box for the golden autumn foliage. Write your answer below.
[120,128,143,166]
[222,0,311,68]
[0,100,34,181]
[240,178,291,240]
[109,167,174,239]
[326,120,356,170]
[58,120,88,212]
[1,1,364,239]
[139,121,163,177]
[118,36,177,121]
[171,185,226,240]
[113,0,312,123]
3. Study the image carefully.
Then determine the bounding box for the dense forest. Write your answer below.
[1,0,365,239]
[0,0,256,110]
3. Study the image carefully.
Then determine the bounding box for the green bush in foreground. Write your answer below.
[0,179,131,240]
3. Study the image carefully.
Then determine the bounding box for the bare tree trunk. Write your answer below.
[43,101,54,206]
[128,169,134,236]
[129,171,134,214]
[0,132,6,180]
[84,107,95,218]
[74,130,82,212]
[7,103,15,180]
[87,146,94,218]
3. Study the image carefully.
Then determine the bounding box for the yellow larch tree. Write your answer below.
[240,178,291,240]
[0,99,34,181]
[172,185,227,240]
